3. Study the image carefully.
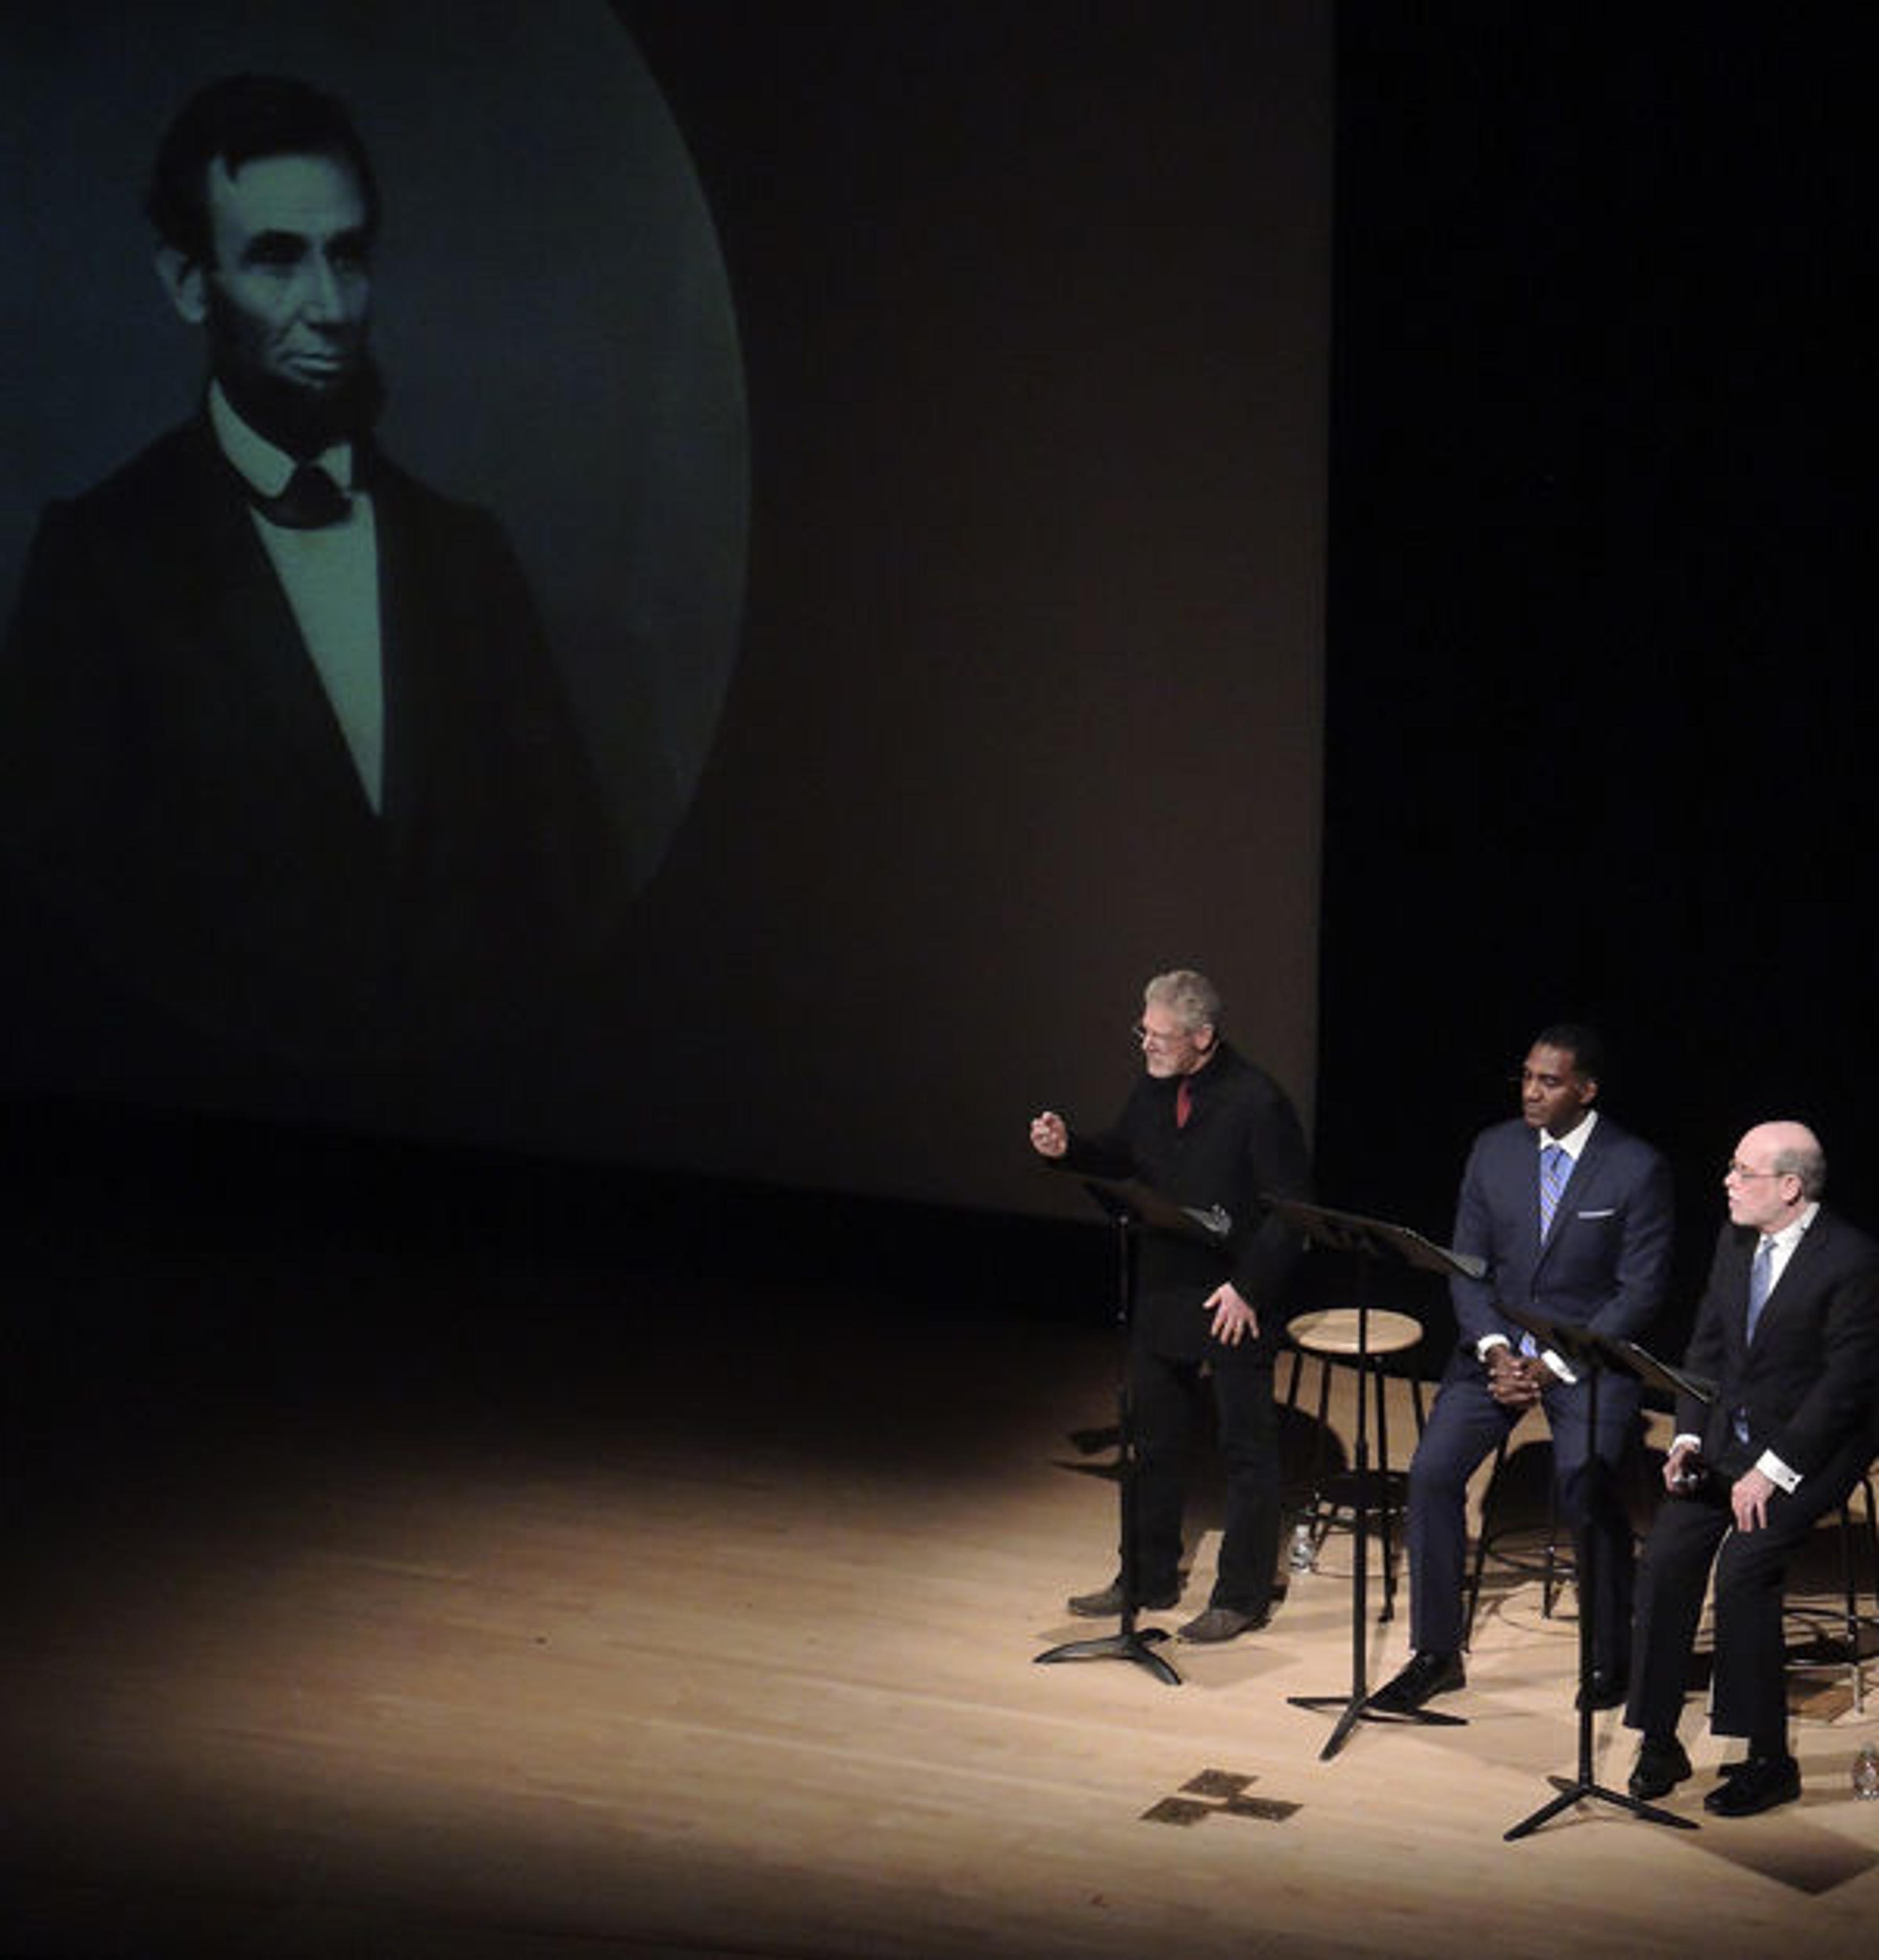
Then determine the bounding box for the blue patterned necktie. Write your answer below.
[1538,1143,1569,1242]
[1746,1235,1776,1341]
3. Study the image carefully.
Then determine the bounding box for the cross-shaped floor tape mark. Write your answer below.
[1142,1769,1300,1824]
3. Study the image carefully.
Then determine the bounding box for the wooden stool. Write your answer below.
[1284,1307,1426,1620]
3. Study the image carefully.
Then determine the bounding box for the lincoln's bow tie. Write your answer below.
[249,462,351,529]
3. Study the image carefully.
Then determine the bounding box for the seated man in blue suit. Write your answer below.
[1369,1024,1674,1714]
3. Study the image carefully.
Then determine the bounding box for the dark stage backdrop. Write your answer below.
[1319,8,1868,1331]
[0,2,1332,1223]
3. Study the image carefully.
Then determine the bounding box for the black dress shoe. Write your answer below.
[1367,1650,1465,1714]
[1577,1665,1629,1711]
[1703,1754,1800,1817]
[1066,1578,1179,1618]
[1627,1736,1692,1800]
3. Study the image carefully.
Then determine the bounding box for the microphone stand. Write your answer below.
[1277,1199,1482,1759]
[1497,1307,1712,1840]
[1034,1174,1232,1687]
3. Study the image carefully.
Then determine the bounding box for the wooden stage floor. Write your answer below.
[5,1276,1878,1959]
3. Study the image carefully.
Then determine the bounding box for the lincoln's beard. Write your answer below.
[205,295,385,459]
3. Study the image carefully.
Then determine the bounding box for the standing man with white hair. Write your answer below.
[1625,1120,1879,1816]
[1029,969,1311,1643]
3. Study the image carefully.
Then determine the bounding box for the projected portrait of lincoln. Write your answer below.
[0,14,747,1130]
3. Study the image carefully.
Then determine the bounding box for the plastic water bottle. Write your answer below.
[1853,1743,1879,1800]
[1288,1520,1316,1573]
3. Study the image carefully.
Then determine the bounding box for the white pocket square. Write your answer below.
[1575,1208,1616,1220]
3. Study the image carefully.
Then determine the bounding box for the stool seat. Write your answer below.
[1287,1308,1423,1360]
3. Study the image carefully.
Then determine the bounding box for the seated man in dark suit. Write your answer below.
[1625,1122,1879,1816]
[0,74,618,1113]
[1369,1024,1674,1714]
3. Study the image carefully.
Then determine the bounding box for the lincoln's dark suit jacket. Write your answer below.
[1677,1208,1879,1479]
[0,415,618,1100]
[1450,1114,1674,1352]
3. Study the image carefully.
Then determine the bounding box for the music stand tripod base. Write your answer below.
[1505,1776,1696,1842]
[1036,1620,1181,1687]
[1286,1689,1466,1761]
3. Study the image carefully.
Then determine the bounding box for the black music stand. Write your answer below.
[1277,1198,1485,1759]
[1033,1172,1231,1688]
[1496,1304,1714,1841]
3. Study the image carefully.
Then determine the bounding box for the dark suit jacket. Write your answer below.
[1677,1208,1879,1479]
[1063,1042,1312,1361]
[1449,1114,1674,1356]
[0,415,619,1100]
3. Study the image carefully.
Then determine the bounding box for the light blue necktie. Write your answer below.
[1746,1235,1776,1341]
[1538,1143,1570,1242]
[1524,1143,1571,1358]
